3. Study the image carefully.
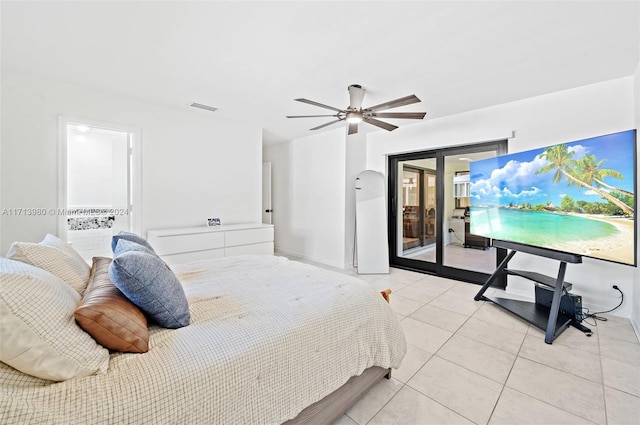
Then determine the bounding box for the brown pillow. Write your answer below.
[74,257,149,353]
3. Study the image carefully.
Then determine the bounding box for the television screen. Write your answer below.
[469,129,636,266]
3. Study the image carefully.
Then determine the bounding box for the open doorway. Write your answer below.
[58,117,141,260]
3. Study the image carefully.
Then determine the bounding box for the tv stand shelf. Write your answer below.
[483,296,573,336]
[474,240,587,344]
[503,269,573,292]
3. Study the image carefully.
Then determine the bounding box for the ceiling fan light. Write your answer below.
[346,112,362,124]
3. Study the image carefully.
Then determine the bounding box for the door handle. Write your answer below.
[265,209,273,213]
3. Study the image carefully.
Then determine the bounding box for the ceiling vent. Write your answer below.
[190,102,218,112]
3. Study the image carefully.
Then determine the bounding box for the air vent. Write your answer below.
[190,103,218,112]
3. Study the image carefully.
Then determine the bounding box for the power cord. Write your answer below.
[450,229,464,244]
[581,285,623,325]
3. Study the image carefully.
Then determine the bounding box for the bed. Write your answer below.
[0,235,406,424]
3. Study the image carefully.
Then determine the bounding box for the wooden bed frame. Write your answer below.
[286,366,391,424]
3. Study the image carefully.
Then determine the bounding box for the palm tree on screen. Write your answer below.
[574,154,634,198]
[535,144,634,216]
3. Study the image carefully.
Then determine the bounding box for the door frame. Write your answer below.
[388,140,509,285]
[57,115,142,242]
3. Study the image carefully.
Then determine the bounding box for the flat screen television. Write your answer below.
[469,129,636,266]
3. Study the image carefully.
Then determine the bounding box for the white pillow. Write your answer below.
[0,258,110,381]
[6,234,90,295]
[41,233,89,266]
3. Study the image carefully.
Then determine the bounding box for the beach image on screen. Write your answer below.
[469,130,636,266]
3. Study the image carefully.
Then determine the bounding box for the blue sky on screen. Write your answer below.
[470,130,636,207]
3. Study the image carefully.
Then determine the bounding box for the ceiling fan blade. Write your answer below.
[366,94,421,112]
[286,114,339,118]
[347,123,359,135]
[294,98,344,113]
[363,117,398,132]
[370,112,426,120]
[310,119,343,131]
[348,85,365,109]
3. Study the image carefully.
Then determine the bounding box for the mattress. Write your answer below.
[0,255,406,424]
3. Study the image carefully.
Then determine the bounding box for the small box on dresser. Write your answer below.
[147,223,274,265]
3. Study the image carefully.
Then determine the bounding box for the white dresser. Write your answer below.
[147,223,274,265]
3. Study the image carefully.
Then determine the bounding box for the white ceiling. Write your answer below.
[2,1,638,146]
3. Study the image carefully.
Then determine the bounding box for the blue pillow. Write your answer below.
[111,231,156,254]
[114,238,156,257]
[109,248,190,329]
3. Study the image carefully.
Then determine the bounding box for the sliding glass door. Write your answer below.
[398,158,438,268]
[389,141,508,284]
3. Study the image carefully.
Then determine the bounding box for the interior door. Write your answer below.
[262,162,272,224]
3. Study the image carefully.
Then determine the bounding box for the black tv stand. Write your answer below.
[474,240,591,344]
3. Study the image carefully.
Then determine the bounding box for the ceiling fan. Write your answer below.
[286,84,426,135]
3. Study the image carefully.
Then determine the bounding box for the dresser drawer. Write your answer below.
[225,227,274,247]
[150,231,225,256]
[225,242,273,257]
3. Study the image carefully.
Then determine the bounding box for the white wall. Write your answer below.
[632,11,640,333]
[344,131,367,268]
[0,70,262,254]
[67,132,123,207]
[368,77,637,318]
[264,128,348,268]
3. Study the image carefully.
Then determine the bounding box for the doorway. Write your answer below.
[388,140,508,284]
[58,117,141,260]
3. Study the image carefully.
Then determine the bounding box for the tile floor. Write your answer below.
[282,254,640,425]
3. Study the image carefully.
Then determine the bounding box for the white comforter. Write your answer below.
[0,255,406,424]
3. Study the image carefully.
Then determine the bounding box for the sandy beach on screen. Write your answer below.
[559,213,635,265]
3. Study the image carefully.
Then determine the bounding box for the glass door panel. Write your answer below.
[401,168,421,251]
[442,151,498,274]
[397,158,437,266]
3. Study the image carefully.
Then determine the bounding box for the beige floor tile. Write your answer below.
[599,334,640,365]
[601,355,640,397]
[506,357,606,424]
[445,282,484,299]
[388,268,426,284]
[371,276,412,292]
[388,294,424,316]
[356,273,386,283]
[518,334,602,383]
[401,317,453,354]
[547,324,601,356]
[489,387,596,425]
[429,292,481,316]
[332,413,357,425]
[368,386,474,425]
[457,317,526,355]
[394,285,443,304]
[597,315,639,344]
[392,343,433,384]
[472,302,531,333]
[411,275,458,293]
[345,377,403,425]
[409,304,469,333]
[408,356,502,425]
[437,334,517,384]
[604,386,640,425]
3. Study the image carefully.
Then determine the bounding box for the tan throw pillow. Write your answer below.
[0,258,110,381]
[6,234,90,295]
[74,257,149,353]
